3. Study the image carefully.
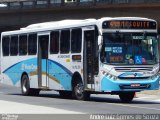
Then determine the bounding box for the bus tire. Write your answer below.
[73,81,90,101]
[119,92,135,103]
[21,74,40,96]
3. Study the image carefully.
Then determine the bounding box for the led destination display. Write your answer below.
[102,20,156,29]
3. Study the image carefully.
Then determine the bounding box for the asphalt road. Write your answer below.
[0,83,160,115]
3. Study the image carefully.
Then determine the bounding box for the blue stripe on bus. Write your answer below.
[3,58,73,88]
[48,59,72,77]
[3,61,22,73]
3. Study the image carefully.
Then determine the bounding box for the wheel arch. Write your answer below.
[71,72,83,90]
[21,72,29,84]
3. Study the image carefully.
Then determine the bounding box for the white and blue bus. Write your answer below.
[0,17,159,102]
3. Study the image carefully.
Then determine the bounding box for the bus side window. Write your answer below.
[60,30,70,54]
[50,31,59,54]
[71,28,82,53]
[28,34,37,55]
[19,35,27,56]
[10,35,18,56]
[2,36,10,56]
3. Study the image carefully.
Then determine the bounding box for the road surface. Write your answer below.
[0,83,159,120]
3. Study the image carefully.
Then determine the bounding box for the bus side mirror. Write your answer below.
[98,35,103,52]
[98,35,102,46]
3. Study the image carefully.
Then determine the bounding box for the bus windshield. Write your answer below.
[101,32,158,65]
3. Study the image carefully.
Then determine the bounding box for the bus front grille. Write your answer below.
[119,84,151,89]
[114,67,153,72]
[118,77,150,80]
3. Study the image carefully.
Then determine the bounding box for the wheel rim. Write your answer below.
[75,84,83,98]
[22,77,28,93]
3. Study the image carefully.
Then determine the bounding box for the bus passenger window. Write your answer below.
[60,30,70,54]
[28,34,37,55]
[71,28,82,53]
[10,35,18,56]
[50,31,59,54]
[2,36,10,56]
[19,35,27,55]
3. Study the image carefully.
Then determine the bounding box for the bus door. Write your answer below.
[83,26,98,90]
[38,33,49,88]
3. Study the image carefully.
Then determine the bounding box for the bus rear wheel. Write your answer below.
[119,92,135,103]
[21,74,40,96]
[73,82,90,101]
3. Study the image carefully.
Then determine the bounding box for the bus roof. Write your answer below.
[1,17,157,36]
[23,19,96,29]
[2,19,97,36]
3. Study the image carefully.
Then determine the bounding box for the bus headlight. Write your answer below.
[150,73,159,80]
[101,70,118,80]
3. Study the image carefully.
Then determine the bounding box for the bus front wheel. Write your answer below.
[119,92,135,103]
[73,82,90,101]
[21,74,40,96]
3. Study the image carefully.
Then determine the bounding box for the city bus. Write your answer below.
[0,17,159,102]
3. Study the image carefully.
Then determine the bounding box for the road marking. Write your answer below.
[134,97,152,99]
[106,102,160,111]
[91,94,160,111]
[151,99,160,102]
[0,100,83,114]
[135,96,160,103]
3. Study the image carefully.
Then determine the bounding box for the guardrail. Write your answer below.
[0,0,160,10]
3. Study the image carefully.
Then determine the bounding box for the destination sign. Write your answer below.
[102,20,156,29]
[110,56,123,63]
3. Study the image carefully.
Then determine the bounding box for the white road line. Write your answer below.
[106,102,160,111]
[91,95,160,111]
[0,100,83,114]
[150,99,160,102]
[135,97,160,103]
[134,97,152,100]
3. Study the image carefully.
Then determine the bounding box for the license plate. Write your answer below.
[131,84,140,87]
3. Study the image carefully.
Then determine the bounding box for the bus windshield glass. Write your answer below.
[101,32,158,65]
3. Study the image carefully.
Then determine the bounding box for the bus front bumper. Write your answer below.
[101,76,160,92]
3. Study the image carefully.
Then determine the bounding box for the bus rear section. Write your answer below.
[0,19,99,99]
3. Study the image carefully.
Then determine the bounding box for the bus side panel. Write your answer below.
[48,53,83,91]
[1,57,21,87]
[48,55,73,91]
[1,57,38,89]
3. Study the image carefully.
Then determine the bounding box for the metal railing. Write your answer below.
[0,0,160,10]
